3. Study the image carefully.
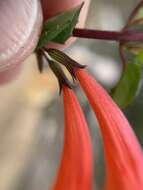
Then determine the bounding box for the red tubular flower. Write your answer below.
[75,68,143,190]
[53,86,93,190]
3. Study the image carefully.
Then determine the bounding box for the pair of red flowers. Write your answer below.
[51,67,143,190]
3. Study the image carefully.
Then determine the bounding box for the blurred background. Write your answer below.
[0,0,142,190]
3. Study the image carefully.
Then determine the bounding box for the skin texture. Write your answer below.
[0,0,43,84]
[41,0,90,26]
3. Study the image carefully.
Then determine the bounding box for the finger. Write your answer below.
[41,0,90,24]
[0,0,43,84]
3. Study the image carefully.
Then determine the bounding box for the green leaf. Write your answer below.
[37,3,83,49]
[111,63,142,108]
[134,50,143,65]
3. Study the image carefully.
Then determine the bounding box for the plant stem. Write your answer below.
[73,28,143,42]
[73,28,122,41]
[123,1,143,30]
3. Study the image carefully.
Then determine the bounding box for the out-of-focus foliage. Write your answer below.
[111,2,143,108]
[111,61,142,108]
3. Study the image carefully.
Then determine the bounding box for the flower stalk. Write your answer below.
[73,28,143,42]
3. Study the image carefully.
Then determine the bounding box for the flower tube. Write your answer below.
[76,68,143,190]
[53,86,93,190]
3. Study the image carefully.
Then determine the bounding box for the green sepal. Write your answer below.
[37,3,83,49]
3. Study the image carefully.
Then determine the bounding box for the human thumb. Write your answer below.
[0,0,43,84]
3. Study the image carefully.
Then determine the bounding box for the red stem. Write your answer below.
[73,28,143,42]
[73,28,122,41]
